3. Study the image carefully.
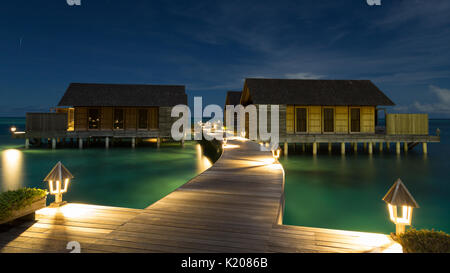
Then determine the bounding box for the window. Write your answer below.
[67,108,74,131]
[149,108,159,129]
[88,109,100,129]
[138,109,148,129]
[323,108,334,133]
[113,109,124,130]
[350,108,361,132]
[296,108,307,132]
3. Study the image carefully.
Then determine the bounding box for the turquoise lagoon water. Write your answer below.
[0,118,211,209]
[1,118,449,234]
[280,120,450,234]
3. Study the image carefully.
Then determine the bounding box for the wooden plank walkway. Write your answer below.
[0,139,401,253]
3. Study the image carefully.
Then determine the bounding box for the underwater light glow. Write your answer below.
[1,149,23,190]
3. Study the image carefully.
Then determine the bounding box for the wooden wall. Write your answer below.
[101,107,113,130]
[386,114,428,135]
[361,106,375,133]
[125,108,136,130]
[308,106,322,133]
[335,106,348,133]
[73,107,163,133]
[286,106,294,134]
[75,107,88,131]
[283,105,376,135]
[26,113,67,132]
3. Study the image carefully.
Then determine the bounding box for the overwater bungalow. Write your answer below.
[236,78,440,155]
[15,83,187,148]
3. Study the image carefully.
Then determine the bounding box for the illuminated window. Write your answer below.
[88,109,100,129]
[67,108,74,131]
[114,109,124,130]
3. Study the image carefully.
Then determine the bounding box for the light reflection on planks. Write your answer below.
[0,139,401,253]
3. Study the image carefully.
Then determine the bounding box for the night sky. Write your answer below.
[1,0,449,117]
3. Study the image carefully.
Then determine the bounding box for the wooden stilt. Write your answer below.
[328,142,332,153]
[313,142,317,155]
[284,142,288,156]
[404,142,408,153]
[368,142,373,155]
[181,138,185,148]
[386,142,390,151]
[131,137,136,148]
[341,142,345,155]
[379,142,383,152]
[157,137,161,148]
[396,142,401,155]
[353,142,357,153]
[52,138,56,149]
[364,143,367,150]
[302,143,306,153]
[422,142,427,155]
[78,138,83,149]
[25,138,30,149]
[105,137,110,149]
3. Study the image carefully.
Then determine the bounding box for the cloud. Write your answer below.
[284,72,326,79]
[373,0,450,28]
[413,85,450,114]
[395,85,450,115]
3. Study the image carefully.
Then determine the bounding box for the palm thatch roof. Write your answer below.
[43,161,74,182]
[58,83,187,107]
[382,178,419,208]
[225,91,242,106]
[242,78,395,106]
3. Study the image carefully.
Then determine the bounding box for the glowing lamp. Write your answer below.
[272,148,281,162]
[223,138,227,145]
[382,178,419,235]
[10,126,17,133]
[43,161,74,207]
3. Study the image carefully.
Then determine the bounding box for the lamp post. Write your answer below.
[272,148,281,163]
[10,126,17,134]
[382,178,419,235]
[43,161,74,207]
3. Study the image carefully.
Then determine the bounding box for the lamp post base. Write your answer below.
[49,201,68,208]
[396,224,406,235]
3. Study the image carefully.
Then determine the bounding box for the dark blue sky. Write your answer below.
[1,0,450,117]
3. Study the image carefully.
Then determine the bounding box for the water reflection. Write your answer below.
[195,144,212,173]
[1,149,23,191]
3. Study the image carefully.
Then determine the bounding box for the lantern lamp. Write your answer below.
[10,126,17,133]
[382,178,419,235]
[43,161,74,207]
[272,148,281,163]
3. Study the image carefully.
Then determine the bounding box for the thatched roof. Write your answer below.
[382,178,419,208]
[225,91,242,106]
[242,78,395,106]
[43,161,74,182]
[58,83,187,107]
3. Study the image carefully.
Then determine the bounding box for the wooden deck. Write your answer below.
[0,139,401,253]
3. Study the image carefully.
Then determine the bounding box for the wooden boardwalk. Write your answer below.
[0,139,401,253]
